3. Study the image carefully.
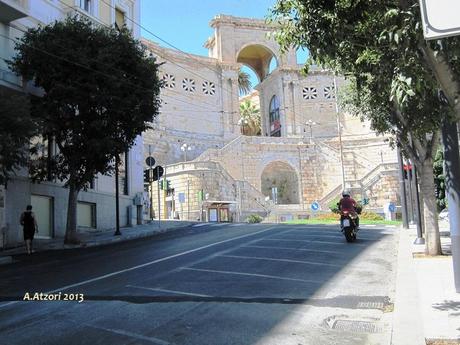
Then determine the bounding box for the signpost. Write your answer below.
[419,0,460,39]
[311,201,320,212]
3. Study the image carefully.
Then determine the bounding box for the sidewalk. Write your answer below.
[0,220,196,259]
[392,225,460,345]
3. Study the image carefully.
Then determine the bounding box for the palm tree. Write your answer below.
[239,100,261,136]
[238,69,252,96]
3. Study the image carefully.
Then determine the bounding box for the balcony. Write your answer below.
[0,0,28,23]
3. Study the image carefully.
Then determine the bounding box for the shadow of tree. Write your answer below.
[432,300,460,311]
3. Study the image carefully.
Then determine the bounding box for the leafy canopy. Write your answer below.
[0,91,37,186]
[9,16,162,190]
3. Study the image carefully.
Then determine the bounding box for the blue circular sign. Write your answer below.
[388,202,396,212]
[311,202,320,211]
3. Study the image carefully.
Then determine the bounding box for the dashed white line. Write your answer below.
[0,225,278,310]
[181,267,322,284]
[243,245,339,254]
[126,285,211,297]
[220,254,342,267]
[192,223,210,227]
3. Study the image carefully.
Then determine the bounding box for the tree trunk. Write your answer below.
[418,158,442,255]
[64,180,80,244]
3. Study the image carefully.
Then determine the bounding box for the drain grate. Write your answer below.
[331,320,383,334]
[356,301,385,309]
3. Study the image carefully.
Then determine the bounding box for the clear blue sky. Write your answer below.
[140,0,308,87]
[140,0,277,56]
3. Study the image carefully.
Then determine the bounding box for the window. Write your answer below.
[269,96,281,137]
[182,78,195,92]
[302,87,317,100]
[79,0,91,13]
[77,202,96,228]
[202,81,215,95]
[115,8,125,30]
[29,135,57,181]
[324,85,336,99]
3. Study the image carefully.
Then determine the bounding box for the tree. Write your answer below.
[238,69,252,95]
[9,16,162,244]
[0,91,37,186]
[433,148,447,211]
[239,100,261,136]
[269,0,449,254]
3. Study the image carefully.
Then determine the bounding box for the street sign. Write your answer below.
[151,166,164,181]
[311,202,320,211]
[419,0,460,39]
[388,202,396,213]
[145,156,155,167]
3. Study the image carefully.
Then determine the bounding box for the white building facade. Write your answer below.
[0,0,145,247]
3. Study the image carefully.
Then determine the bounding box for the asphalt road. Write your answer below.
[0,223,398,345]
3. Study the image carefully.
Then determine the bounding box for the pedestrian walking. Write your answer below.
[20,205,38,254]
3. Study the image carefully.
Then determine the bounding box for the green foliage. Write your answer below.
[238,69,252,96]
[328,198,340,214]
[0,91,37,186]
[239,100,261,136]
[269,1,448,159]
[433,148,447,211]
[9,16,162,190]
[247,214,263,223]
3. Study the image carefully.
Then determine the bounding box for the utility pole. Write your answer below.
[157,168,161,229]
[413,163,425,245]
[114,154,121,236]
[441,119,460,292]
[334,77,346,190]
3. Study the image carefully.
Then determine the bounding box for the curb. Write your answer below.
[0,223,195,258]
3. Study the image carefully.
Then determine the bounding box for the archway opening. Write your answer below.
[261,161,299,204]
[237,44,277,82]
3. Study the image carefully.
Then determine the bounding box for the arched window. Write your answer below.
[269,96,281,137]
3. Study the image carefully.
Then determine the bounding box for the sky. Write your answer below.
[140,0,278,57]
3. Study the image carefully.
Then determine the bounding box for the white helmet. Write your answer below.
[342,190,350,197]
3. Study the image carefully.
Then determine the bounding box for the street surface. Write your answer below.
[0,223,398,345]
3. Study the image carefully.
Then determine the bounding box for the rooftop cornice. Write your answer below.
[209,14,279,30]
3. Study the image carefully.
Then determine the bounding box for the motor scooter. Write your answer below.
[340,210,358,242]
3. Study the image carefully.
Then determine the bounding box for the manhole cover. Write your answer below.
[331,320,383,334]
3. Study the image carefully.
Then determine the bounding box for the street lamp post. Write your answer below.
[181,143,193,162]
[181,143,193,220]
[305,119,318,143]
[333,76,346,190]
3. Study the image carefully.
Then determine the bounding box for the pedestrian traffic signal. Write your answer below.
[166,180,171,190]
[160,180,164,190]
[143,170,150,183]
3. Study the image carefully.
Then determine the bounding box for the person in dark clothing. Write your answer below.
[338,190,360,229]
[20,205,38,254]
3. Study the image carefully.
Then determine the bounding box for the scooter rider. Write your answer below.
[338,190,360,229]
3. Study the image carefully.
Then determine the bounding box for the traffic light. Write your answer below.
[159,180,164,190]
[166,179,171,190]
[143,170,150,183]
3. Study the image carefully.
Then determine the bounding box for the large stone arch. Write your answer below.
[204,15,297,69]
[236,43,279,82]
[260,161,299,204]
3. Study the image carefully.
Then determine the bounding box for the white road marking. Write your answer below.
[210,223,228,227]
[181,267,322,284]
[126,285,211,297]
[192,223,209,227]
[243,245,339,255]
[363,225,377,227]
[0,226,278,310]
[263,238,367,247]
[82,323,171,345]
[220,254,341,267]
